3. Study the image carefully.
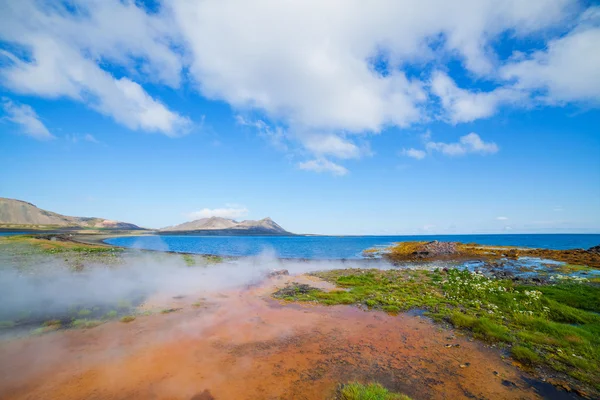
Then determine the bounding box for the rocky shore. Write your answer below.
[365,240,600,268]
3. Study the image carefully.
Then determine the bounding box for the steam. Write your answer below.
[0,241,392,324]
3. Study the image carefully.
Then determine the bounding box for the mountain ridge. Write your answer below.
[0,197,142,230]
[160,216,289,234]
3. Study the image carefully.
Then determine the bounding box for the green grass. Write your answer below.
[182,254,195,266]
[511,345,541,366]
[340,382,411,400]
[277,268,600,390]
[204,255,223,264]
[0,321,16,329]
[71,319,103,329]
[120,315,136,323]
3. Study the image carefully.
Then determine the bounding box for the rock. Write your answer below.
[588,244,600,254]
[268,269,289,277]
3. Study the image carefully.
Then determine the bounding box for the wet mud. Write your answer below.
[0,276,571,400]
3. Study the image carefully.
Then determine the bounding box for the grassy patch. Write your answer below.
[120,315,136,323]
[204,255,223,264]
[182,254,195,266]
[0,321,16,329]
[78,308,92,317]
[511,345,541,366]
[71,319,103,329]
[279,268,600,390]
[339,382,411,400]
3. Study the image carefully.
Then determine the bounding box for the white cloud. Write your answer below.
[500,10,600,104]
[1,98,54,140]
[187,206,249,220]
[166,0,578,169]
[401,148,427,160]
[301,133,362,159]
[0,1,190,137]
[298,158,349,176]
[426,132,499,156]
[496,216,508,220]
[430,71,523,123]
[1,0,598,174]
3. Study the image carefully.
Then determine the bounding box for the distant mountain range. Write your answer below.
[0,198,142,230]
[0,197,291,235]
[160,216,290,235]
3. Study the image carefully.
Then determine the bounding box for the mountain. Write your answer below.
[161,216,290,235]
[0,198,142,230]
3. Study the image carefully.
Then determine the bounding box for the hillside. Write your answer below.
[161,216,289,235]
[0,198,142,230]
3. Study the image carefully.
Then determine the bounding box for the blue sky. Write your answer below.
[1,0,599,234]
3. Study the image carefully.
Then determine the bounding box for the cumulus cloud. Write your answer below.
[1,98,54,140]
[402,132,498,159]
[430,71,524,123]
[187,206,249,220]
[401,148,427,160]
[426,132,499,156]
[0,1,190,137]
[500,9,600,104]
[298,158,349,176]
[0,0,598,173]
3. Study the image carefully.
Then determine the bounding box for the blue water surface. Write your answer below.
[0,232,31,236]
[104,234,600,260]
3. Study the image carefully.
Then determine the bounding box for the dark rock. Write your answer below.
[588,245,600,254]
[502,380,517,388]
[268,269,289,277]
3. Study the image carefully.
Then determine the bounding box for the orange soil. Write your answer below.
[0,276,545,400]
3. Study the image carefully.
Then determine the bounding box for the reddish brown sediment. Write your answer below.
[0,276,546,400]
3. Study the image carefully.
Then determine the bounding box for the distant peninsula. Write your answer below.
[160,216,291,235]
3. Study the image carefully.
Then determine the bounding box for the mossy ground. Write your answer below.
[338,382,411,400]
[275,268,600,392]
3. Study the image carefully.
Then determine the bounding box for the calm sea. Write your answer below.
[104,234,600,260]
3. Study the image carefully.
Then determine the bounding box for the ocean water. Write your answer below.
[104,234,600,260]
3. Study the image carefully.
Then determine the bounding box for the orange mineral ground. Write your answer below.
[0,275,553,400]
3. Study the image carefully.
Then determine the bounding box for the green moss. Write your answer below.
[473,318,512,343]
[0,321,16,329]
[527,283,600,313]
[204,255,223,264]
[557,264,592,274]
[182,254,195,266]
[71,319,103,329]
[340,382,411,400]
[511,345,541,366]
